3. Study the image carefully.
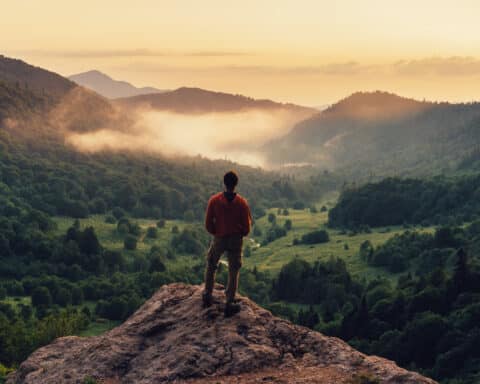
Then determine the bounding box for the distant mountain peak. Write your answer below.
[324,91,432,119]
[69,70,166,99]
[72,69,112,80]
[324,90,430,120]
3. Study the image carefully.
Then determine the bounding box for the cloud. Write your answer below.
[114,61,375,76]
[113,57,480,78]
[393,57,480,77]
[222,58,480,77]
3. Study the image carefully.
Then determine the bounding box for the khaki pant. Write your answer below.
[204,234,243,303]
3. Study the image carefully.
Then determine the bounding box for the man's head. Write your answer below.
[223,171,239,191]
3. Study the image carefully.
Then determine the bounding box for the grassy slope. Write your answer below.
[54,216,196,273]
[54,208,435,282]
[244,206,434,280]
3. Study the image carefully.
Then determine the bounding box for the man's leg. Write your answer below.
[203,237,223,306]
[225,236,243,303]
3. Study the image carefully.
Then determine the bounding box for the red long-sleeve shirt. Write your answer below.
[205,192,252,237]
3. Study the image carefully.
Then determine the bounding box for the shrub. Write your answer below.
[156,219,166,228]
[301,230,330,244]
[104,215,116,224]
[293,201,305,210]
[253,226,262,237]
[112,207,126,220]
[117,218,130,234]
[0,364,15,382]
[146,226,158,239]
[284,219,293,231]
[268,213,276,224]
[124,234,137,250]
[171,228,206,254]
[149,255,166,272]
[265,225,287,243]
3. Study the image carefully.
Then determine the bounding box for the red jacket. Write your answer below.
[205,192,252,237]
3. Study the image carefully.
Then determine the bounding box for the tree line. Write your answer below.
[329,176,480,229]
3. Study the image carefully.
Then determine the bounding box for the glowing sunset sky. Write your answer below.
[2,0,480,105]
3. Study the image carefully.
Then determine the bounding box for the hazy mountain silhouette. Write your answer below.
[4,55,480,177]
[116,86,316,115]
[69,70,166,99]
[0,55,75,99]
[265,91,480,176]
[0,56,128,134]
[0,55,313,144]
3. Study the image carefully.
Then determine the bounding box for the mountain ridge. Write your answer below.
[69,70,166,99]
[115,86,317,116]
[0,55,75,98]
[264,90,480,176]
[8,283,437,384]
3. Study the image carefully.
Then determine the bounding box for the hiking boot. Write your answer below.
[224,301,241,317]
[202,291,213,308]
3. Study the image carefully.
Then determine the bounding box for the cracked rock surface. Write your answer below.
[8,283,437,384]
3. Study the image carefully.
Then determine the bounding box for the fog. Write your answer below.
[65,108,305,167]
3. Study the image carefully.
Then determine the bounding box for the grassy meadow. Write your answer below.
[245,206,434,280]
[52,199,435,283]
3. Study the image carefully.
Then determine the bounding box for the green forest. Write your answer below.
[1,55,480,383]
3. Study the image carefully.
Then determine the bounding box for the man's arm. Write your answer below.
[205,198,216,235]
[241,200,252,237]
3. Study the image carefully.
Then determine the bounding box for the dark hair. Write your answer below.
[223,171,239,190]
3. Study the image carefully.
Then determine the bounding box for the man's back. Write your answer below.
[205,191,251,238]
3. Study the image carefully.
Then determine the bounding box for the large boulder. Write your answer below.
[8,283,437,384]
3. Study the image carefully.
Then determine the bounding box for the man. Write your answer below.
[203,170,252,316]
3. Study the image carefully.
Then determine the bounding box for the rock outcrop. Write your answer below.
[8,283,437,384]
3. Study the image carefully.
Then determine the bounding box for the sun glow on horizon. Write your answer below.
[2,0,480,105]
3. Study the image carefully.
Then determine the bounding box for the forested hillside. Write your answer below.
[328,176,480,229]
[265,91,480,177]
[0,55,75,98]
[0,55,332,221]
[269,223,480,383]
[0,128,329,220]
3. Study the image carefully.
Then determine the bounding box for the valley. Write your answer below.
[1,54,480,383]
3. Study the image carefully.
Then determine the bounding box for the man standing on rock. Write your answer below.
[203,170,252,316]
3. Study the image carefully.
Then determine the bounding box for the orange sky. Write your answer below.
[2,0,480,105]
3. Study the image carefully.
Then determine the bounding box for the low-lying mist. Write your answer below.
[65,108,304,167]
